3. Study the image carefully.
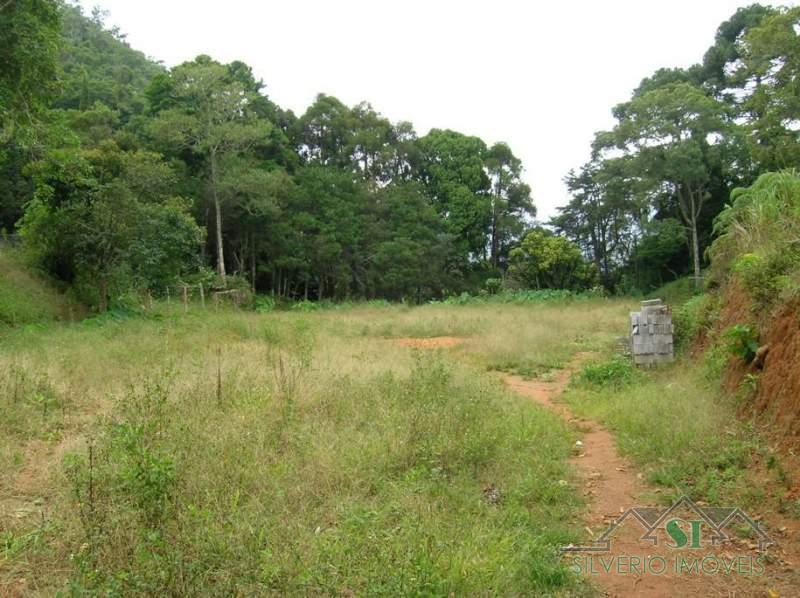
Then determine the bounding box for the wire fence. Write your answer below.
[151,283,250,312]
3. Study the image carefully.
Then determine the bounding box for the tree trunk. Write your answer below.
[99,279,109,312]
[210,151,226,284]
[250,234,256,292]
[691,214,701,289]
[687,188,702,290]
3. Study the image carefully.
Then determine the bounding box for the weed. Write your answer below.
[576,355,637,389]
[724,324,760,364]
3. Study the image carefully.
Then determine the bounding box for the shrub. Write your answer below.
[723,324,759,364]
[254,295,276,313]
[672,294,717,351]
[576,356,637,389]
[484,277,503,295]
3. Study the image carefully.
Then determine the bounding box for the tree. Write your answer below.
[366,182,451,300]
[0,0,61,140]
[598,82,729,288]
[148,56,271,282]
[553,160,639,289]
[738,6,800,170]
[20,143,202,309]
[484,142,535,267]
[508,229,597,290]
[415,129,491,259]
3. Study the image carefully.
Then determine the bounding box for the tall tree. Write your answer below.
[0,0,61,140]
[484,142,535,267]
[148,56,271,282]
[597,82,729,287]
[415,129,491,259]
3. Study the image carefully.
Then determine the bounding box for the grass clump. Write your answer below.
[575,355,638,389]
[709,170,800,308]
[564,364,756,506]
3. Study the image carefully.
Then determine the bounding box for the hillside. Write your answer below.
[0,248,77,326]
[695,171,800,445]
[55,4,164,116]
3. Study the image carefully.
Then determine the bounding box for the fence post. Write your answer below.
[199,283,205,308]
[182,285,188,313]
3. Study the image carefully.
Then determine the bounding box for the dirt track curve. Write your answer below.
[399,338,799,597]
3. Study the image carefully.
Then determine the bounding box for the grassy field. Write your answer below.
[1,298,632,596]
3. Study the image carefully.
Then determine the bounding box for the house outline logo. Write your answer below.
[561,495,773,553]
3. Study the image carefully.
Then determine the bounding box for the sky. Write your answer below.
[79,0,780,220]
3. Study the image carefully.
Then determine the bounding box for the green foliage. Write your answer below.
[433,288,601,306]
[724,324,759,364]
[253,295,276,313]
[647,276,701,306]
[558,5,800,294]
[484,277,502,295]
[0,0,61,139]
[672,293,717,351]
[508,229,598,291]
[19,143,203,310]
[710,170,800,308]
[576,356,637,389]
[56,5,163,116]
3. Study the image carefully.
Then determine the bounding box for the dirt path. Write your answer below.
[397,338,798,596]
[504,354,796,597]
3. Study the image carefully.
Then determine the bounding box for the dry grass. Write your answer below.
[0,298,631,595]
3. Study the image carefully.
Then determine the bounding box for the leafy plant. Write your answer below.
[577,356,637,388]
[724,324,759,364]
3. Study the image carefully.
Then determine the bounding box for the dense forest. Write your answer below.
[1,1,799,309]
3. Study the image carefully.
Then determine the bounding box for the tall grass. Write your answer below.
[0,300,631,595]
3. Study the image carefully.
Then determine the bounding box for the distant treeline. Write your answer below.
[1,2,798,309]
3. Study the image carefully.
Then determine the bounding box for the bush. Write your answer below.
[576,356,637,389]
[254,295,276,313]
[732,250,800,311]
[724,324,759,364]
[484,277,503,295]
[672,294,717,351]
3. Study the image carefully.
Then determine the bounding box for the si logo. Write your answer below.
[666,518,704,549]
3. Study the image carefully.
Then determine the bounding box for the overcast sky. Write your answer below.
[79,0,783,219]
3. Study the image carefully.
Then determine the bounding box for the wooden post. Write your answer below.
[166,287,171,304]
[182,285,188,313]
[216,346,222,405]
[199,283,205,308]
